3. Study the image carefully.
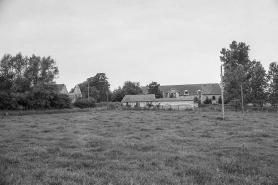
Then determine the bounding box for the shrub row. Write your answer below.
[0,91,72,110]
[73,98,96,109]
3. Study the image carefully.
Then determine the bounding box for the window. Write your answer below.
[184,90,189,95]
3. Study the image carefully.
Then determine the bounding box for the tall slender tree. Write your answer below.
[248,61,268,106]
[268,62,278,108]
[220,41,253,103]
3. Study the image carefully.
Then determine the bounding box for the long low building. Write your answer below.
[141,83,221,104]
[153,96,195,110]
[121,94,195,110]
[121,94,156,107]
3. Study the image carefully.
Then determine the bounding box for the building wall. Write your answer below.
[165,89,180,98]
[158,101,195,109]
[68,85,83,103]
[73,85,82,98]
[122,102,152,107]
[122,100,195,109]
[60,86,69,94]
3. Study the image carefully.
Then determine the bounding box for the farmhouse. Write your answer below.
[142,83,221,104]
[121,94,195,110]
[56,84,68,94]
[154,96,195,110]
[56,84,82,103]
[68,85,82,103]
[121,94,155,107]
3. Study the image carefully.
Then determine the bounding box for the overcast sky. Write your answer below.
[1,0,278,90]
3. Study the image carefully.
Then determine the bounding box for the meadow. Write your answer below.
[0,109,278,185]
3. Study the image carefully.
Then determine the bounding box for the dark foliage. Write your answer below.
[51,94,72,109]
[111,81,142,102]
[147,81,163,98]
[78,73,110,102]
[203,97,212,104]
[218,96,222,104]
[73,98,96,109]
[0,53,70,110]
[0,91,17,110]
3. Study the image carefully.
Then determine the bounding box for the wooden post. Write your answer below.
[220,65,225,120]
[241,84,245,123]
[106,91,109,109]
[88,80,89,100]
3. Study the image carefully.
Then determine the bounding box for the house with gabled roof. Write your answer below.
[56,84,69,94]
[142,83,221,104]
[121,94,155,107]
[55,84,82,103]
[68,85,82,103]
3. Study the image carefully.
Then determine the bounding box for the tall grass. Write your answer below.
[0,110,277,184]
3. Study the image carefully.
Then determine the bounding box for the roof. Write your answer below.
[121,94,155,103]
[200,84,221,94]
[55,84,67,92]
[142,83,221,95]
[154,96,194,102]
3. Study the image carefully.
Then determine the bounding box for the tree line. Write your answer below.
[1,41,277,110]
[221,41,278,107]
[0,53,71,110]
[77,75,163,102]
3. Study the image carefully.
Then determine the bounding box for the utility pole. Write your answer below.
[220,65,225,120]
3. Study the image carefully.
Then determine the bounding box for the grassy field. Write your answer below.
[0,109,278,185]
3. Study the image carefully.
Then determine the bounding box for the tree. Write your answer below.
[122,81,142,95]
[0,53,61,110]
[24,54,59,86]
[218,96,222,104]
[111,86,125,102]
[0,54,16,92]
[88,73,110,102]
[203,96,212,104]
[220,41,253,103]
[248,61,268,106]
[111,81,143,102]
[79,73,110,102]
[147,81,163,98]
[268,62,278,108]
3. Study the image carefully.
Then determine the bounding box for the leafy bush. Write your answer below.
[194,97,200,103]
[96,102,108,107]
[51,94,72,109]
[0,91,18,110]
[73,98,96,109]
[203,97,212,104]
[218,96,222,104]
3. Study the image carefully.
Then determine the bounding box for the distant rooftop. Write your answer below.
[142,83,221,95]
[121,94,155,103]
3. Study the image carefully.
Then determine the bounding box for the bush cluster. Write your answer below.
[73,98,96,109]
[0,91,72,110]
[203,97,212,104]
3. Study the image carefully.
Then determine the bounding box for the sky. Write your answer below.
[0,0,278,91]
